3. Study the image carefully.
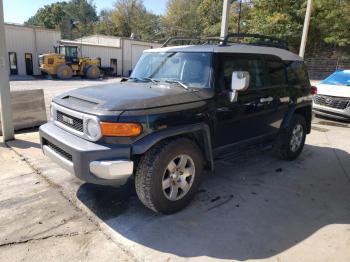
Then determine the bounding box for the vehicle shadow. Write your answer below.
[4,138,41,149]
[77,144,350,260]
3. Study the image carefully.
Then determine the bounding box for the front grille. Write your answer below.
[314,95,350,110]
[56,111,84,132]
[45,141,72,162]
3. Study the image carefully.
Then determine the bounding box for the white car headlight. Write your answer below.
[85,118,101,140]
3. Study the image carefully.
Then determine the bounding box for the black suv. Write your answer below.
[40,35,312,214]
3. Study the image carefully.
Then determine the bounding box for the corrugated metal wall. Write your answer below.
[4,23,161,77]
[5,24,60,76]
[61,38,161,76]
[79,45,123,75]
[78,35,121,48]
[122,39,161,76]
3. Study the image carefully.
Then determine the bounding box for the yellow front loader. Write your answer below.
[39,45,100,80]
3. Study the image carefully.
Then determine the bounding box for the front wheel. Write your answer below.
[85,65,100,79]
[278,115,307,160]
[135,138,203,214]
[56,64,73,80]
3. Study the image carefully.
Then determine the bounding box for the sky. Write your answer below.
[3,0,167,24]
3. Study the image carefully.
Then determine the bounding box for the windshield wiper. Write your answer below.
[165,80,189,90]
[141,77,159,84]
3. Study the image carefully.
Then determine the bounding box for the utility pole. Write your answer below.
[299,0,312,58]
[0,0,14,142]
[237,0,242,34]
[220,0,232,38]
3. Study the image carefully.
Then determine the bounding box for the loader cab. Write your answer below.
[56,45,79,64]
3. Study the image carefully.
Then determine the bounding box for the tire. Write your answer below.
[278,114,307,160]
[56,64,73,80]
[85,65,100,79]
[135,138,204,214]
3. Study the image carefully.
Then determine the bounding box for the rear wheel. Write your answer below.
[56,64,73,80]
[278,114,307,160]
[85,65,100,79]
[135,138,203,214]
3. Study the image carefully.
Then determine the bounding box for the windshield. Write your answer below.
[131,52,212,88]
[321,70,350,86]
[59,46,78,58]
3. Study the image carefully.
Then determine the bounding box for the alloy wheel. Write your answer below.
[162,154,195,201]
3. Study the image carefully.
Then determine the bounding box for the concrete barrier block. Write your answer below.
[0,89,47,135]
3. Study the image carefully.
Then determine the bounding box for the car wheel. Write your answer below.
[135,138,203,214]
[278,114,307,160]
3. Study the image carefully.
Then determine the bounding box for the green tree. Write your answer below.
[197,0,222,36]
[65,0,98,38]
[99,0,160,40]
[311,0,350,47]
[247,0,350,51]
[94,10,119,36]
[247,0,305,50]
[197,0,252,36]
[25,0,98,39]
[26,2,68,29]
[161,0,202,36]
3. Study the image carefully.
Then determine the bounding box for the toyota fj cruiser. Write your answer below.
[40,34,313,214]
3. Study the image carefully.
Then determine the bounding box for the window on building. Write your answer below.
[8,52,18,75]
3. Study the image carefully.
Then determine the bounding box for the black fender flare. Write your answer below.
[280,104,297,132]
[280,103,312,134]
[132,123,214,171]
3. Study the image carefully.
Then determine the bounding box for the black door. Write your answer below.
[110,59,117,76]
[8,52,18,75]
[214,53,283,149]
[25,53,33,75]
[262,55,290,130]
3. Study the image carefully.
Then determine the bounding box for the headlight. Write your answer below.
[85,118,102,140]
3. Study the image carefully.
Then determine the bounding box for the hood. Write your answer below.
[316,83,350,98]
[54,81,212,114]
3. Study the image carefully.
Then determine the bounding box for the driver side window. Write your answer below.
[220,54,266,90]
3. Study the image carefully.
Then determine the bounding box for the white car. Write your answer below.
[313,70,350,121]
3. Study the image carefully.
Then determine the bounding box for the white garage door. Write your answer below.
[131,44,151,69]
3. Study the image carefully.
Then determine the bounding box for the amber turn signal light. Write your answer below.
[100,122,142,137]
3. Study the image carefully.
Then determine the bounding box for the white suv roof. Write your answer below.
[145,44,302,62]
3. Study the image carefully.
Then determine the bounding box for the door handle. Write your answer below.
[260,97,274,103]
[217,107,231,112]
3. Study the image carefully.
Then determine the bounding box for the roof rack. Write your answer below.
[221,33,289,50]
[162,36,223,48]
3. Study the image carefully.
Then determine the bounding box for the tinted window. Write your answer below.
[266,60,286,85]
[221,55,266,90]
[285,61,310,86]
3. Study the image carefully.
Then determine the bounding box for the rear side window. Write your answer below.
[221,55,266,90]
[285,61,310,87]
[266,60,287,85]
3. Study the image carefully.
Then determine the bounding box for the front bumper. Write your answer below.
[40,122,134,186]
[312,102,350,121]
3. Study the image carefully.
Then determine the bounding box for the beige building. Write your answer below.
[60,35,161,76]
[5,23,60,76]
[5,23,161,77]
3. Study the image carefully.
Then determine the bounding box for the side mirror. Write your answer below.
[229,71,250,102]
